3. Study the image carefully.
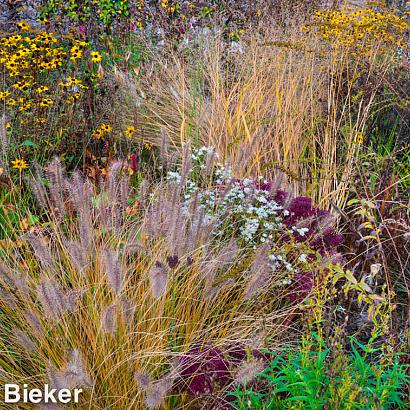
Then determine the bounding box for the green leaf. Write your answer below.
[345,270,358,285]
[27,214,39,225]
[20,139,38,148]
[358,280,373,293]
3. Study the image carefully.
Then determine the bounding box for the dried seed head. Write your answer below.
[64,289,83,312]
[14,273,29,297]
[138,179,150,207]
[106,161,123,203]
[180,140,192,186]
[166,255,179,269]
[217,239,239,270]
[66,171,85,212]
[49,350,92,391]
[66,349,93,388]
[66,240,88,275]
[145,377,172,409]
[136,372,173,410]
[135,372,151,390]
[48,366,65,391]
[78,211,92,253]
[159,128,169,167]
[204,147,216,177]
[120,297,136,326]
[203,279,235,300]
[118,177,130,209]
[0,115,9,172]
[103,249,123,294]
[28,174,48,209]
[36,278,67,321]
[102,303,118,334]
[244,243,271,299]
[149,262,168,299]
[234,358,265,385]
[46,158,66,215]
[25,233,53,269]
[24,310,44,337]
[122,241,144,255]
[13,329,36,353]
[0,262,17,289]
[0,288,17,308]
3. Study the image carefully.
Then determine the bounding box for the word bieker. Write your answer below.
[3,384,83,404]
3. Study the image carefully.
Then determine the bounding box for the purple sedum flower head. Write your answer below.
[176,346,231,396]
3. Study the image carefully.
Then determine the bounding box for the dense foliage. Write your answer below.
[0,1,408,408]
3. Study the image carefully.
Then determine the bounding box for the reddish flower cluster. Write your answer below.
[176,346,230,396]
[174,344,267,399]
[260,185,343,303]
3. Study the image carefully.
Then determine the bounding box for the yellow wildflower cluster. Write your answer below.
[161,0,177,14]
[303,6,408,52]
[0,22,91,115]
[92,123,112,140]
[229,28,245,42]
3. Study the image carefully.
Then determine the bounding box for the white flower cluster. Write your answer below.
[292,226,310,237]
[166,171,182,183]
[168,151,285,248]
[191,146,217,163]
[168,146,314,281]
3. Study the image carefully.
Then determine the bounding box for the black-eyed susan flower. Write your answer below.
[90,51,102,63]
[0,91,10,100]
[13,49,26,59]
[70,45,83,61]
[9,35,22,45]
[39,97,53,107]
[101,123,112,133]
[36,86,49,94]
[17,21,30,31]
[92,128,104,140]
[5,59,19,71]
[19,101,32,111]
[39,33,57,44]
[125,125,136,138]
[11,158,28,171]
[75,40,88,47]
[0,38,10,47]
[355,132,364,145]
[36,16,49,24]
[13,80,31,91]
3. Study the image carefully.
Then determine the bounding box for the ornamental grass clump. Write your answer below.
[0,146,343,408]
